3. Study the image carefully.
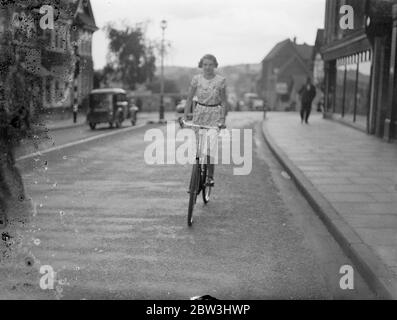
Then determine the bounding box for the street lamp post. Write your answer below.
[273,68,279,110]
[159,19,167,123]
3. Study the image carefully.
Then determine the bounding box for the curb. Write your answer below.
[46,122,86,132]
[261,120,397,300]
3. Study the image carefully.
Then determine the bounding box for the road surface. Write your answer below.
[1,112,375,299]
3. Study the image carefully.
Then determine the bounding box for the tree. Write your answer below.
[93,64,116,89]
[0,1,76,233]
[104,23,156,89]
[93,70,103,89]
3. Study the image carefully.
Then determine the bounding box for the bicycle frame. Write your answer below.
[179,119,221,164]
[180,119,222,226]
[189,127,214,197]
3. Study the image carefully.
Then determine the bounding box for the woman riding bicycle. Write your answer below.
[182,54,227,187]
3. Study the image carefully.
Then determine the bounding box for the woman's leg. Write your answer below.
[207,155,214,179]
[206,129,218,182]
[206,155,215,187]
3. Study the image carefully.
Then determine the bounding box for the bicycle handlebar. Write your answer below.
[178,118,225,130]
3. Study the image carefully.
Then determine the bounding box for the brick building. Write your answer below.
[0,0,97,117]
[259,38,313,111]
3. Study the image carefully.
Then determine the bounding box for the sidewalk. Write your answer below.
[40,112,177,131]
[262,112,397,299]
[43,114,87,131]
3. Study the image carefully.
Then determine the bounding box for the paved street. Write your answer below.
[0,112,374,299]
[15,112,177,159]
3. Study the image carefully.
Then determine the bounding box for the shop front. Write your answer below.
[333,50,372,131]
[322,0,397,140]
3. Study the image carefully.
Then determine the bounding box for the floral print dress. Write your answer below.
[190,73,226,157]
[191,73,226,127]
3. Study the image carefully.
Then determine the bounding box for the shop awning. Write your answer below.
[321,32,372,62]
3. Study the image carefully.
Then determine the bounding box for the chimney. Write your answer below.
[293,36,297,44]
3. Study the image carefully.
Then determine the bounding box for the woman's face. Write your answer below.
[202,58,216,76]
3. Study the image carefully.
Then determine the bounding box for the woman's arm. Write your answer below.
[220,81,227,124]
[183,77,197,120]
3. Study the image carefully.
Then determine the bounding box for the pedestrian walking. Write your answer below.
[298,77,316,124]
[73,103,78,123]
[129,99,139,126]
[182,54,227,187]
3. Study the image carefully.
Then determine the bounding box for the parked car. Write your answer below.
[87,88,133,130]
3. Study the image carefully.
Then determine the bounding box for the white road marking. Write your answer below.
[16,123,146,162]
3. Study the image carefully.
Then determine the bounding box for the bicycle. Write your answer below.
[178,118,225,227]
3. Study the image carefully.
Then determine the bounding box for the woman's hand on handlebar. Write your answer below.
[218,118,226,130]
[178,117,187,128]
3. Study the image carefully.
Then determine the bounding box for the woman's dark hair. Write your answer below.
[198,54,218,68]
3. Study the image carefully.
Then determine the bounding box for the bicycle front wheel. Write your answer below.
[188,163,200,226]
[202,164,211,204]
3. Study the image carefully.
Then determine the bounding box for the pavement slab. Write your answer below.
[262,112,397,299]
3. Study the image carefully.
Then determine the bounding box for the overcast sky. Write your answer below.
[91,0,326,70]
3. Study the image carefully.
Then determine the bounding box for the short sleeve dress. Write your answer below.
[190,73,226,157]
[191,74,226,127]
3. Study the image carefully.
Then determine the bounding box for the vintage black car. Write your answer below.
[87,88,133,130]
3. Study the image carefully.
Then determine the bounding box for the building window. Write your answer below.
[333,51,372,128]
[49,24,68,51]
[55,80,59,98]
[50,29,55,49]
[45,77,52,104]
[58,25,67,50]
[0,81,4,101]
[54,32,59,49]
[43,29,51,48]
[88,38,92,54]
[357,52,372,119]
[335,58,346,115]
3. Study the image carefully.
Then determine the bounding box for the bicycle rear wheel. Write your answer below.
[188,163,200,226]
[202,164,211,204]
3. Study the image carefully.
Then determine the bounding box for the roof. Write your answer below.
[263,39,290,61]
[295,43,313,61]
[315,29,325,48]
[74,0,98,31]
[262,38,313,76]
[90,88,126,94]
[75,12,98,31]
[263,38,313,62]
